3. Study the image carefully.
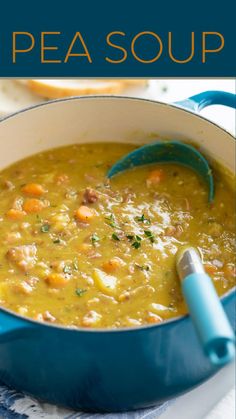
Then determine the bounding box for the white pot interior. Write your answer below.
[0,97,235,174]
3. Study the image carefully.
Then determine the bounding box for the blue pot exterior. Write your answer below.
[0,90,235,411]
[0,289,235,412]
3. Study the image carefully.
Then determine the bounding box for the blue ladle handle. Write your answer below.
[177,247,235,366]
[175,90,236,112]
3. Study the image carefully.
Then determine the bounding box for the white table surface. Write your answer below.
[0,78,235,419]
[160,363,235,419]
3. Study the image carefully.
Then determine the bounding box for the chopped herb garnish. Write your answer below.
[108,220,118,228]
[75,288,87,297]
[112,233,120,241]
[41,224,50,233]
[53,238,61,244]
[105,214,114,221]
[131,235,142,249]
[105,214,119,229]
[127,234,142,249]
[91,233,100,246]
[132,241,141,249]
[135,214,151,224]
[135,263,150,271]
[144,230,155,243]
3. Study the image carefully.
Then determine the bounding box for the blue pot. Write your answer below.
[0,90,235,412]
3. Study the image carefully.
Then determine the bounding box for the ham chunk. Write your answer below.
[6,244,37,272]
[82,188,99,204]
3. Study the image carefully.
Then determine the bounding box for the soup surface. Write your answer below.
[0,143,235,328]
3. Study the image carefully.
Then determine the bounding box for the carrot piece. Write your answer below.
[75,205,95,222]
[147,314,163,324]
[146,169,165,186]
[22,183,46,197]
[205,264,218,275]
[102,258,122,273]
[45,273,70,288]
[23,199,46,214]
[6,208,26,220]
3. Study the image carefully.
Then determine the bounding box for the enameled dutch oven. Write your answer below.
[0,91,235,412]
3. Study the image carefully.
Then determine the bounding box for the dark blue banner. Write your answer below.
[0,0,235,77]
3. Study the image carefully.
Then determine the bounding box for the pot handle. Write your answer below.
[174,90,236,112]
[0,310,34,342]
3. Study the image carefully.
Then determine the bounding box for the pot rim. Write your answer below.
[0,95,235,334]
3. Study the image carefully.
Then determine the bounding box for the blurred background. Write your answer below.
[0,79,235,134]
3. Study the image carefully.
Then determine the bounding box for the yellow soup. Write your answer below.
[0,143,235,328]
